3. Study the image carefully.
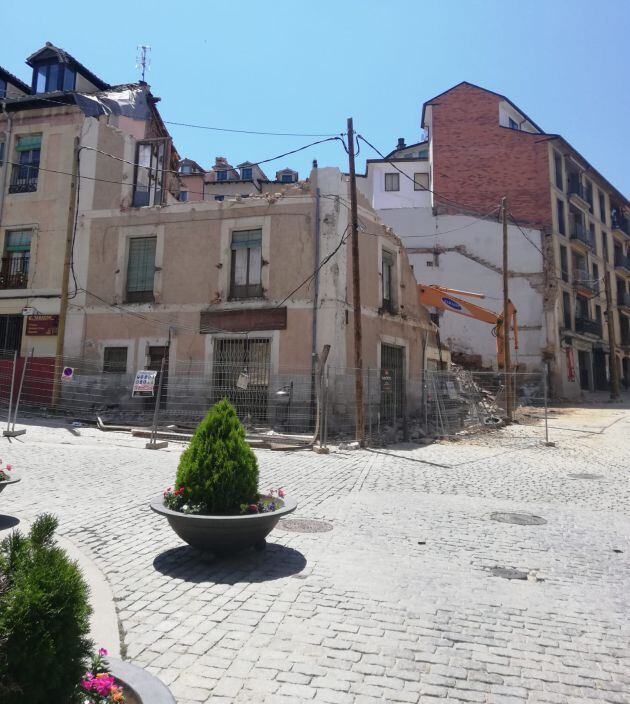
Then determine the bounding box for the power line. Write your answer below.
[164,120,342,138]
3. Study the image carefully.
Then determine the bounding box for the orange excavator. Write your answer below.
[418,284,518,370]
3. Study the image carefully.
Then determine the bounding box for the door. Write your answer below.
[380,344,404,423]
[212,338,271,423]
[592,349,608,391]
[577,350,590,391]
[147,346,169,410]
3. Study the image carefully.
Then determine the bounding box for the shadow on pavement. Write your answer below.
[152,542,307,584]
[0,514,20,531]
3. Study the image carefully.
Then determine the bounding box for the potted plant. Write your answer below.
[151,399,296,554]
[0,461,19,494]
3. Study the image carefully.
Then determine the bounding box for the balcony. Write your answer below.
[569,224,593,250]
[611,214,630,237]
[8,164,39,194]
[573,273,598,297]
[567,177,590,211]
[615,254,630,275]
[575,316,602,338]
[0,256,29,290]
[618,291,630,311]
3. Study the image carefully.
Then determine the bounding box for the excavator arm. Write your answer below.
[418,284,518,369]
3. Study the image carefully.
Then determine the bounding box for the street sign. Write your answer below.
[61,367,74,382]
[132,370,157,397]
[26,314,59,336]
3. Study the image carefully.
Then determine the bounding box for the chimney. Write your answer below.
[397,138,406,151]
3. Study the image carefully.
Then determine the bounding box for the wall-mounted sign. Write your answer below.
[61,367,74,382]
[132,370,157,397]
[25,314,59,336]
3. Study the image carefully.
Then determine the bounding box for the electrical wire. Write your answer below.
[163,120,342,138]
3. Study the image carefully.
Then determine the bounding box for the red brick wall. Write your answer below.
[429,83,552,228]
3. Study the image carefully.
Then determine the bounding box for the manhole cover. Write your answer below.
[280,519,333,533]
[491,567,528,580]
[490,512,547,526]
[568,473,602,480]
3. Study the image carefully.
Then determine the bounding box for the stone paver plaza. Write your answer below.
[2,407,630,703]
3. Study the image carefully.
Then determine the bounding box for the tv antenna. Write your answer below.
[136,45,151,82]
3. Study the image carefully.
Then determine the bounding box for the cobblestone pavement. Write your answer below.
[1,406,630,703]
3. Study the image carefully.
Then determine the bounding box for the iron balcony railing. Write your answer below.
[617,291,630,308]
[575,316,602,337]
[0,256,29,289]
[615,254,630,273]
[573,275,599,295]
[612,214,630,236]
[8,164,39,193]
[567,177,586,202]
[569,224,593,248]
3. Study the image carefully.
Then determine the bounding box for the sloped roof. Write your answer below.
[0,66,31,95]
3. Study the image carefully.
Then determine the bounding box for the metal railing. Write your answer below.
[567,178,587,202]
[572,272,598,295]
[575,316,602,337]
[0,256,29,289]
[614,254,630,273]
[569,225,593,248]
[8,164,39,193]
[611,215,630,236]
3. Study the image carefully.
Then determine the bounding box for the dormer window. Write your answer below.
[32,61,76,93]
[241,167,253,181]
[280,174,293,183]
[180,165,192,174]
[216,170,228,182]
[508,117,519,130]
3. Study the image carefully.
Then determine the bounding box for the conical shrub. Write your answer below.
[175,399,259,514]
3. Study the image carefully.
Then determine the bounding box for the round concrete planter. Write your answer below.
[108,657,175,704]
[0,477,20,495]
[150,495,297,554]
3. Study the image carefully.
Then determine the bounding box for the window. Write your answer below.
[562,291,572,330]
[9,135,41,193]
[602,231,609,261]
[280,173,294,183]
[125,237,156,303]
[103,347,128,373]
[0,315,22,354]
[585,181,593,211]
[1,230,31,290]
[32,62,76,93]
[589,222,595,249]
[556,198,566,235]
[595,304,602,324]
[241,167,253,181]
[0,79,6,98]
[554,151,563,190]
[384,173,399,192]
[508,117,519,130]
[592,263,599,294]
[414,173,429,191]
[216,170,228,181]
[599,191,607,224]
[559,245,568,282]
[133,140,166,207]
[214,195,224,202]
[381,250,396,312]
[177,191,188,202]
[230,229,262,299]
[576,295,589,320]
[180,165,192,174]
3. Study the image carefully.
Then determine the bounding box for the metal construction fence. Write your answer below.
[0,351,551,446]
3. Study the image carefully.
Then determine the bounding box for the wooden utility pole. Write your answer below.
[603,267,621,400]
[346,118,365,445]
[501,197,513,422]
[52,137,80,407]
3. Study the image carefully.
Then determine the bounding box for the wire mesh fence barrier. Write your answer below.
[0,352,550,445]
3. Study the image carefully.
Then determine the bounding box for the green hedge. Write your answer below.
[0,514,92,703]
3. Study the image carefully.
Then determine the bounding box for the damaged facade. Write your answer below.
[359,82,630,398]
[0,42,441,431]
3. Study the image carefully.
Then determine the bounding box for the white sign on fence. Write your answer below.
[236,372,250,390]
[132,370,157,396]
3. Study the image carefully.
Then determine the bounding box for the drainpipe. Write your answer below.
[0,105,13,228]
[310,162,321,434]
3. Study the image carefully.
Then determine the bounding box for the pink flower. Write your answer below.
[99,647,108,656]
[278,488,286,498]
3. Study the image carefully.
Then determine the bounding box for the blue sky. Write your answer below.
[3,0,629,194]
